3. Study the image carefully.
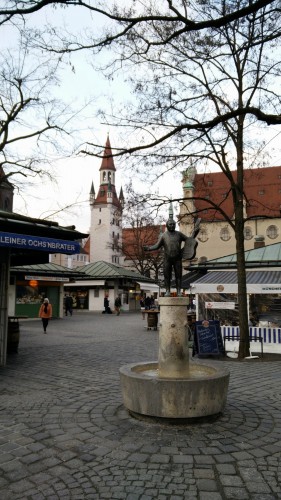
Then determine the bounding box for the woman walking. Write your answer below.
[39,298,52,333]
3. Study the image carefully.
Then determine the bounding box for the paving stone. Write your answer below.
[196,479,218,491]
[0,313,280,499]
[194,468,215,479]
[199,493,223,500]
[223,487,250,498]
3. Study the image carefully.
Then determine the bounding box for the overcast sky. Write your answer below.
[3,5,182,234]
[4,4,281,234]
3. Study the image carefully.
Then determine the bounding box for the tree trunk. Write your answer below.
[235,117,250,359]
[235,208,250,358]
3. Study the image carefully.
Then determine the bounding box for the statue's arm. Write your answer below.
[143,236,163,252]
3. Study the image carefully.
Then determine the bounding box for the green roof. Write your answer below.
[77,261,155,282]
[11,263,86,278]
[192,242,281,269]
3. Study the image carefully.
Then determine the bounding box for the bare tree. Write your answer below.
[123,222,164,280]
[80,0,280,358]
[122,186,165,280]
[0,0,277,40]
[0,35,80,195]
[1,1,281,358]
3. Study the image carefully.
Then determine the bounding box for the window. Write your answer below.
[94,289,99,297]
[198,229,208,242]
[99,208,101,212]
[98,219,101,225]
[103,172,106,181]
[220,227,231,241]
[244,226,253,240]
[207,181,213,186]
[258,189,265,195]
[267,225,278,239]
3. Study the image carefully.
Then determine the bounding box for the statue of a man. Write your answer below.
[144,217,200,296]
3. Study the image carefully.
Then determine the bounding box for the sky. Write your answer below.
[3,3,281,235]
[3,4,183,235]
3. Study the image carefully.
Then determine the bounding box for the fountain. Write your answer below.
[120,296,230,419]
[119,206,229,420]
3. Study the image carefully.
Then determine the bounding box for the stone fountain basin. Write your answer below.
[120,361,230,419]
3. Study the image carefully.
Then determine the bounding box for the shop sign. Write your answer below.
[205,301,235,310]
[25,275,70,282]
[0,231,80,254]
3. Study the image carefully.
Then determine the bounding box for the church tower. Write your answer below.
[178,164,197,234]
[89,135,124,264]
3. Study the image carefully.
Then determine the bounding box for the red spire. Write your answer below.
[99,135,116,171]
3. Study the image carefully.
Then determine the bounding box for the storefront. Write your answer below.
[9,264,88,318]
[191,270,281,327]
[0,210,88,365]
[63,263,158,313]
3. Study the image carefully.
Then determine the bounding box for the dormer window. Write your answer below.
[220,227,231,241]
[198,229,208,242]
[244,226,253,240]
[267,225,278,239]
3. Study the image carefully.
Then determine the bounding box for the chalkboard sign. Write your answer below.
[193,320,225,357]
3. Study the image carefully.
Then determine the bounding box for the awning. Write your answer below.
[176,270,206,289]
[191,270,281,294]
[137,281,160,292]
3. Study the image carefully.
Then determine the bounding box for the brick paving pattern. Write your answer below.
[0,312,280,499]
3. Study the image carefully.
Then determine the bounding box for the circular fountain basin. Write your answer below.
[120,361,230,419]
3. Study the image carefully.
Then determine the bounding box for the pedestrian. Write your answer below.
[140,297,145,320]
[144,295,151,310]
[64,294,73,316]
[103,296,112,314]
[114,295,122,316]
[39,298,52,334]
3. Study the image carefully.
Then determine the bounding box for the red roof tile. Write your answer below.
[192,166,281,220]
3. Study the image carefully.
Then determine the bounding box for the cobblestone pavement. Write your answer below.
[0,312,281,500]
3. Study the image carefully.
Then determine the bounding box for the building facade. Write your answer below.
[89,135,124,265]
[178,165,281,264]
[49,242,89,268]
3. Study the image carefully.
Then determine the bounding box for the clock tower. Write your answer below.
[89,135,124,264]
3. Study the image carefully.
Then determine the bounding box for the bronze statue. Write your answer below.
[144,216,200,297]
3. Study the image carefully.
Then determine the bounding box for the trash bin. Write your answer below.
[146,311,158,330]
[7,317,20,353]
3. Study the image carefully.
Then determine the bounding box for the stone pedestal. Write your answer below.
[158,297,190,378]
[119,296,230,419]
